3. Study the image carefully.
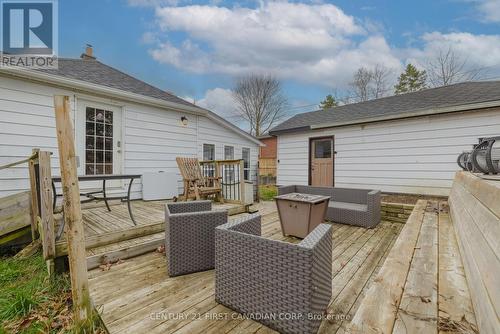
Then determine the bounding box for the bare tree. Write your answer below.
[349,65,392,102]
[427,47,482,87]
[350,67,373,102]
[371,65,391,98]
[232,74,288,136]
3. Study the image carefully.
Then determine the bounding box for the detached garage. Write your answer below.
[269,81,500,196]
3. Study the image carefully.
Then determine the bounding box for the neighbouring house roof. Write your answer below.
[269,81,500,135]
[0,58,263,146]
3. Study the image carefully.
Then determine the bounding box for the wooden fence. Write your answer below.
[258,158,276,185]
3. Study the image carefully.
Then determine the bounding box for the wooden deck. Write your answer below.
[87,202,404,334]
[54,200,245,267]
[85,200,477,334]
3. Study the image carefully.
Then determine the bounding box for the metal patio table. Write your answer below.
[52,174,141,228]
[274,192,330,238]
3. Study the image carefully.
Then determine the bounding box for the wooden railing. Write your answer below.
[0,149,56,272]
[26,149,57,273]
[200,159,246,204]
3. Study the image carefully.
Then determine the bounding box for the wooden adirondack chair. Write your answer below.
[176,157,224,203]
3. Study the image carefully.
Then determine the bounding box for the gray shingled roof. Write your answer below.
[37,58,196,107]
[270,81,500,134]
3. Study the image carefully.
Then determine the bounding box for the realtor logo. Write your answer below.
[0,0,58,68]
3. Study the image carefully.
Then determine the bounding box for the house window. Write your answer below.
[314,139,332,158]
[85,107,113,175]
[203,144,215,161]
[224,146,234,160]
[242,148,250,181]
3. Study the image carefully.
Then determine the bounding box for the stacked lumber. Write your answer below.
[381,202,414,223]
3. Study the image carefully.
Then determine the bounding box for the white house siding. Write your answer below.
[0,76,70,198]
[277,108,500,196]
[0,75,259,200]
[196,115,259,191]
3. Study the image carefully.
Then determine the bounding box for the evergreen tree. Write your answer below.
[394,64,427,94]
[319,94,338,109]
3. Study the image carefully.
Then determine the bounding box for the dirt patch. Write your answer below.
[382,193,447,205]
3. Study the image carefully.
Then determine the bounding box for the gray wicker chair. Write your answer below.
[278,185,381,228]
[215,214,332,334]
[165,201,228,277]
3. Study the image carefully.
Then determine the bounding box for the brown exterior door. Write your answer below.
[310,137,334,187]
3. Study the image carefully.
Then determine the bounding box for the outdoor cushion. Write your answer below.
[329,201,368,212]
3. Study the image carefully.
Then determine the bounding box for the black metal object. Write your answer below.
[457,151,474,171]
[471,136,500,174]
[51,174,141,235]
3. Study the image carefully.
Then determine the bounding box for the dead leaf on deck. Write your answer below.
[420,296,431,303]
[99,258,125,271]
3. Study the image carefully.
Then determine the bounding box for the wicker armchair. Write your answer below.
[215,214,332,334]
[165,201,228,277]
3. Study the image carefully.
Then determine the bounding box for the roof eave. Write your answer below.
[199,108,264,146]
[0,66,208,115]
[272,100,500,135]
[0,67,263,146]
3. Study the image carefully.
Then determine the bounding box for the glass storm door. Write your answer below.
[76,100,122,186]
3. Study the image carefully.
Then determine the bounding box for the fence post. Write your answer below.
[54,95,92,324]
[38,150,55,271]
[28,148,40,240]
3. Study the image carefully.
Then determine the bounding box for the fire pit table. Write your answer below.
[274,192,330,238]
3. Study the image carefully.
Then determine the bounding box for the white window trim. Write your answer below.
[242,147,251,181]
[203,143,216,161]
[224,145,235,160]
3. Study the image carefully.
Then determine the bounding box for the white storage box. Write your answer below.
[244,181,254,205]
[142,171,178,200]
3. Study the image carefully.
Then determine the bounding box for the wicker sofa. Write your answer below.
[215,214,332,334]
[165,200,227,277]
[278,185,381,228]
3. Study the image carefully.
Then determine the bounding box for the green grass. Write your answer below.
[0,252,103,333]
[259,185,278,201]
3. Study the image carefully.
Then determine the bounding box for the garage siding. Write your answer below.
[277,108,500,196]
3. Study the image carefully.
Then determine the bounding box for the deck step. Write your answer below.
[86,232,164,270]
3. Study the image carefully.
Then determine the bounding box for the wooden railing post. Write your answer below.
[28,148,40,240]
[54,95,92,324]
[239,159,245,204]
[38,150,55,271]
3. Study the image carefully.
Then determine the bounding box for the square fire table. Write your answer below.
[274,192,330,238]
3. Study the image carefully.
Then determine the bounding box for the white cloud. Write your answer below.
[404,32,500,75]
[143,1,500,88]
[147,2,403,88]
[193,87,248,128]
[476,0,500,23]
[196,88,236,118]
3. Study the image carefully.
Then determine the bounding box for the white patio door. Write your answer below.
[75,99,123,188]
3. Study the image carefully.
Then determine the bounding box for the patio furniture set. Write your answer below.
[164,185,380,334]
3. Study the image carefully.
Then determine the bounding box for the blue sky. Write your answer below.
[59,0,500,121]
